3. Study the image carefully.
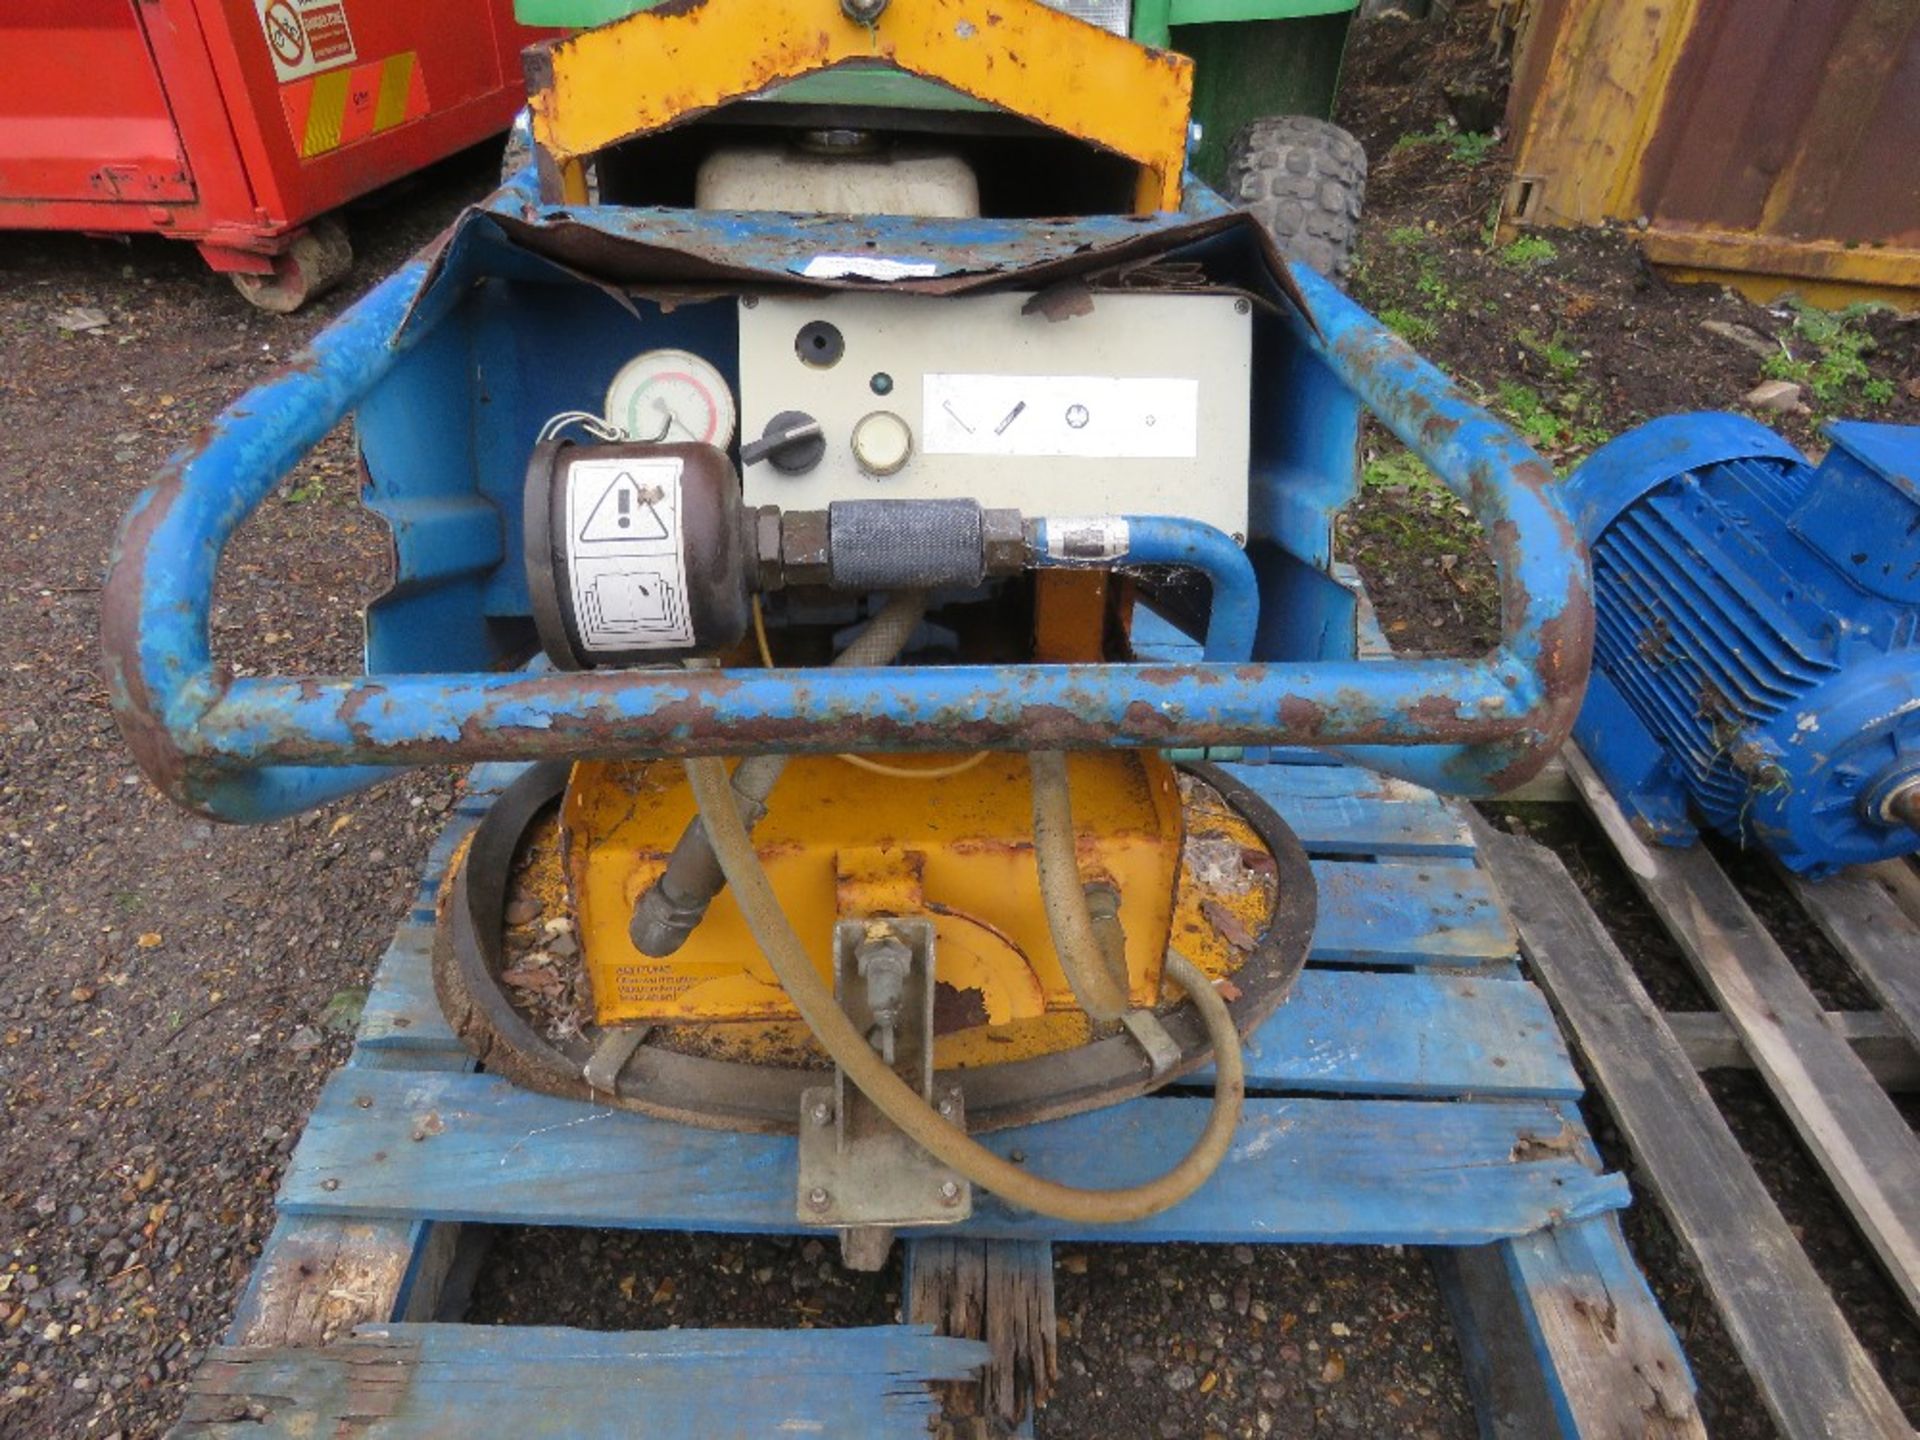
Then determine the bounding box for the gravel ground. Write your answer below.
[0,147,497,1439]
[468,1233,1476,1438]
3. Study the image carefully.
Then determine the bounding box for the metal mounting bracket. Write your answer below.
[796,918,972,1235]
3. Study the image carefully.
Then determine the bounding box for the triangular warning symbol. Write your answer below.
[580,472,671,544]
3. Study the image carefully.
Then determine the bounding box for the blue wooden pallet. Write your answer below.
[173,1324,988,1439]
[179,747,1704,1438]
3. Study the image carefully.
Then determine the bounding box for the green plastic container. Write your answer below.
[515,0,1354,187]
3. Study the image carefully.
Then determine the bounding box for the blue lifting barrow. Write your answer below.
[102,1,1709,1433]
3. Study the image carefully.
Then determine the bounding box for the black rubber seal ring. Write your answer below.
[434,760,1317,1134]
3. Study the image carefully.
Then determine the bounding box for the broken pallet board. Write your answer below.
[174,1323,989,1439]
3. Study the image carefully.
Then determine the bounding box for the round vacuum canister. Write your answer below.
[525,440,751,667]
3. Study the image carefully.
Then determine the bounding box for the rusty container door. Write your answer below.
[1500,0,1920,310]
[1632,0,1920,304]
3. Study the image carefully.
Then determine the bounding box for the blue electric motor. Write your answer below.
[1565,414,1920,876]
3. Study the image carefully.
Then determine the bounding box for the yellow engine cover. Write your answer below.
[564,752,1184,1033]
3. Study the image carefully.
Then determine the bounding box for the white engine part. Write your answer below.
[737,291,1253,540]
[695,144,981,219]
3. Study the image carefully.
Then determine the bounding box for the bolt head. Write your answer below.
[810,1101,832,1126]
[807,1186,831,1211]
[939,1180,961,1205]
[937,1098,955,1118]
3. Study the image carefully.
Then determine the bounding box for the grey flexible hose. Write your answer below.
[684,756,1248,1223]
[629,592,929,956]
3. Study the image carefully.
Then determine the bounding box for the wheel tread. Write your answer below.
[1223,115,1368,281]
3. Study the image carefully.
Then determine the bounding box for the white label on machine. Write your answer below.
[256,0,359,81]
[921,374,1200,459]
[799,255,943,282]
[563,457,695,652]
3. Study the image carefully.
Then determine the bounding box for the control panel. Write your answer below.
[736,291,1252,540]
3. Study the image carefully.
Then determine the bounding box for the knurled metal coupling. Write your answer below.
[748,502,1029,593]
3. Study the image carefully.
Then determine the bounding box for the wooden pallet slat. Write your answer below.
[1785,864,1920,1056]
[274,1068,1627,1245]
[369,946,1576,1098]
[1195,968,1582,1098]
[175,1323,989,1439]
[1564,748,1920,1318]
[1232,762,1476,858]
[1664,1009,1920,1092]
[1499,1218,1705,1439]
[1476,818,1911,1440]
[1310,858,1516,966]
[1436,1215,1708,1440]
[361,879,1525,1069]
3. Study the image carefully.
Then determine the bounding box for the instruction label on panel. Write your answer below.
[257,0,359,82]
[922,374,1200,460]
[564,457,694,653]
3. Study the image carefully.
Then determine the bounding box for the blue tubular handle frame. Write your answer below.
[102,259,1591,824]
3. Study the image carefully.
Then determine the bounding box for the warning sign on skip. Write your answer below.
[563,457,695,653]
[256,0,359,82]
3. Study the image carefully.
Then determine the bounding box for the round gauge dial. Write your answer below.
[604,349,737,449]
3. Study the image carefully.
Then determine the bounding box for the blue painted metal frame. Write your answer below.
[103,188,1590,824]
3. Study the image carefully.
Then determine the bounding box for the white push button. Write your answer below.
[851,410,914,477]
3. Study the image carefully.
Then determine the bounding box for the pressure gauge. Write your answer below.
[604,349,737,449]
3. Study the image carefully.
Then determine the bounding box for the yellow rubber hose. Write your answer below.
[1028,751,1131,1024]
[752,595,989,782]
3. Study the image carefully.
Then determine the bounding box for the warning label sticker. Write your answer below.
[563,457,695,654]
[257,0,359,82]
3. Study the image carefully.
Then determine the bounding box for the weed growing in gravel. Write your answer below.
[1390,124,1446,154]
[1380,307,1438,345]
[1761,302,1894,411]
[1494,380,1609,459]
[1391,123,1499,166]
[1497,234,1558,269]
[1386,225,1428,249]
[1363,449,1446,497]
[1517,328,1584,381]
[1357,446,1477,563]
[1348,441,1500,639]
[1414,256,1461,314]
[1448,132,1499,165]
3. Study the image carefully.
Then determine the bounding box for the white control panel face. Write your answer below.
[737,291,1251,539]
